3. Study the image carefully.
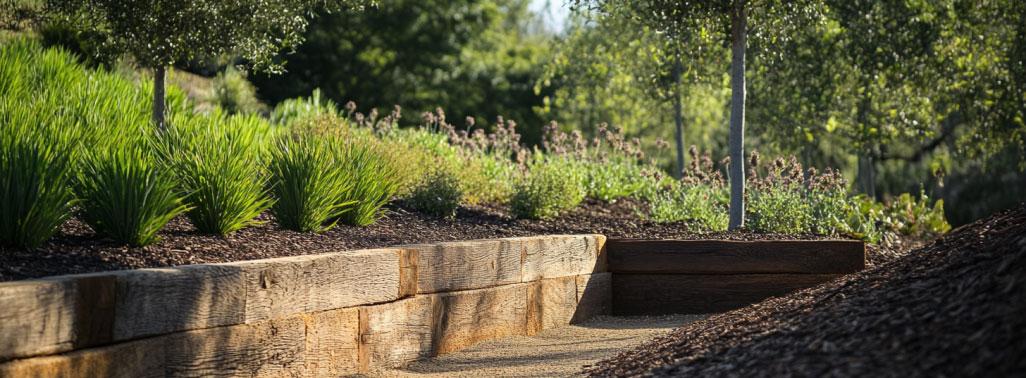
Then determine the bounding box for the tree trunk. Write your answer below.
[728,0,747,231]
[673,53,685,179]
[152,66,167,131]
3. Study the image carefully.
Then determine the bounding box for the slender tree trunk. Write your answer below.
[728,0,747,230]
[673,53,685,179]
[152,66,167,131]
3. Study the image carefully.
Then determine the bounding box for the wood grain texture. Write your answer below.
[520,234,607,281]
[0,273,115,361]
[404,239,523,293]
[572,273,612,323]
[432,283,529,355]
[113,265,246,341]
[303,308,360,377]
[165,315,307,378]
[399,249,418,298]
[359,283,532,370]
[612,274,843,315]
[359,296,437,370]
[229,248,405,323]
[607,239,865,274]
[0,337,164,378]
[527,276,578,335]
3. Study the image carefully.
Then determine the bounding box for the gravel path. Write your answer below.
[369,315,705,377]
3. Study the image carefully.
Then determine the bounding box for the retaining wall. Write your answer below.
[607,239,866,315]
[0,236,866,377]
[0,235,609,377]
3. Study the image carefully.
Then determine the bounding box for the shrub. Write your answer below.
[643,147,729,231]
[270,88,338,125]
[0,104,77,248]
[646,180,729,231]
[746,155,814,234]
[882,191,952,238]
[267,134,355,232]
[406,168,462,218]
[584,159,647,202]
[337,142,402,226]
[155,113,273,235]
[541,122,647,202]
[511,158,586,220]
[73,144,189,246]
[208,66,266,115]
[747,185,812,234]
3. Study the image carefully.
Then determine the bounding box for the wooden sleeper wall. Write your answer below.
[0,235,610,377]
[607,239,866,315]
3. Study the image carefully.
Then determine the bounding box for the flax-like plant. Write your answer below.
[0,104,78,249]
[74,144,189,246]
[155,113,273,235]
[267,135,355,232]
[338,142,402,226]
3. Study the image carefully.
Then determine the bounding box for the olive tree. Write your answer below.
[577,0,821,230]
[46,0,366,130]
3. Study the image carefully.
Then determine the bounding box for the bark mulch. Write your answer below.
[584,203,1026,377]
[0,199,876,282]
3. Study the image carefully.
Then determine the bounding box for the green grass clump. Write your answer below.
[267,134,355,232]
[405,168,462,218]
[338,141,402,226]
[511,158,585,220]
[156,113,274,235]
[0,104,78,248]
[74,144,189,246]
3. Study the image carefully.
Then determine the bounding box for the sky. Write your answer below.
[529,0,571,33]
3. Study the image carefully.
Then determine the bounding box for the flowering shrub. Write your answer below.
[511,157,586,220]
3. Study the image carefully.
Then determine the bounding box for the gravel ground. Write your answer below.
[369,315,705,378]
[0,199,853,281]
[586,203,1026,377]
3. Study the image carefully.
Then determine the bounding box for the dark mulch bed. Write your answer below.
[0,199,865,282]
[585,204,1026,377]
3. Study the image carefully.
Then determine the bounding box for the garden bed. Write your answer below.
[0,199,863,282]
[585,203,1026,377]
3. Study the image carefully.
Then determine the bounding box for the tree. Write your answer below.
[45,0,364,130]
[250,0,552,144]
[578,0,820,229]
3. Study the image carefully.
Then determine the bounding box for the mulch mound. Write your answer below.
[585,204,1026,377]
[0,199,851,282]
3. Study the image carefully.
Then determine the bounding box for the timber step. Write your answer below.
[607,239,865,315]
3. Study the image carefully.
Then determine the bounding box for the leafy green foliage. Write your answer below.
[251,0,551,144]
[747,186,812,234]
[73,143,189,246]
[406,169,462,218]
[267,134,355,233]
[270,89,339,125]
[881,191,952,239]
[155,113,273,235]
[511,158,586,220]
[645,180,728,231]
[43,0,366,72]
[208,66,265,115]
[541,122,650,202]
[0,102,77,248]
